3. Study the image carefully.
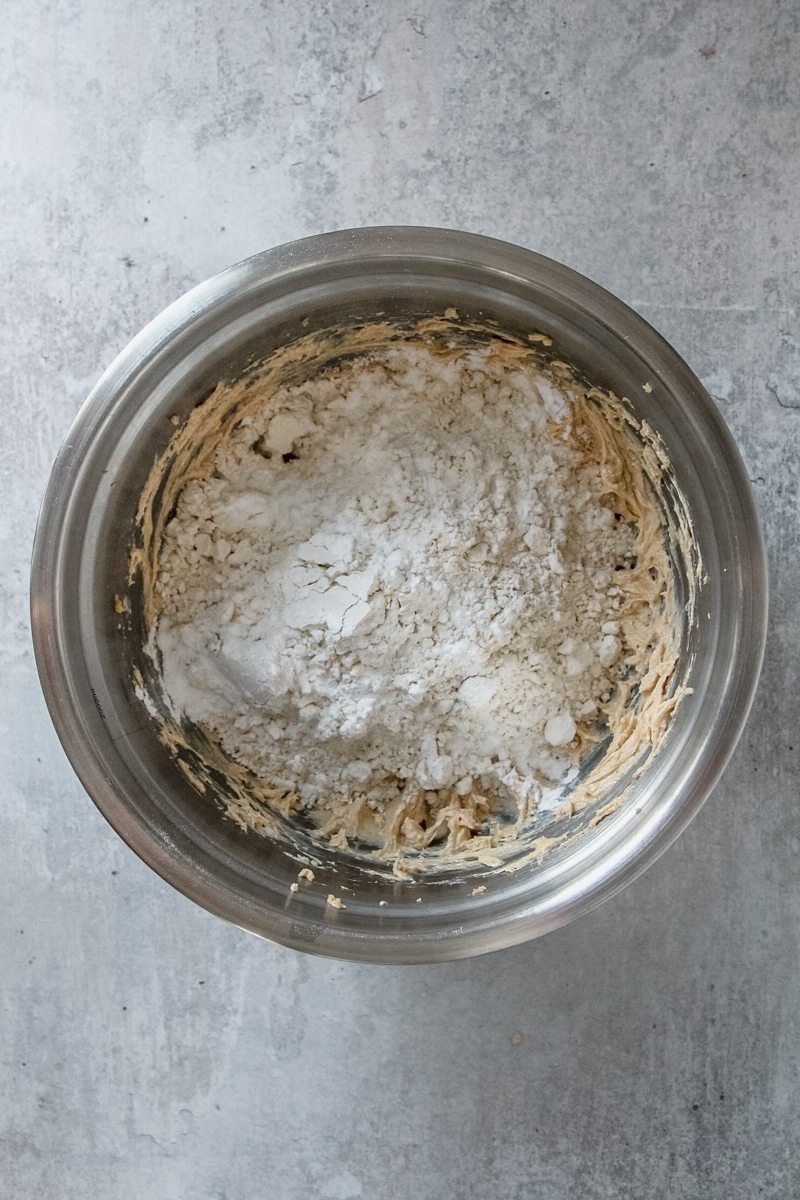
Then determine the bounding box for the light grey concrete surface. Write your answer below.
[2,1,798,1197]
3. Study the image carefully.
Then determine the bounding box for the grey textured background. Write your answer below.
[2,2,798,1197]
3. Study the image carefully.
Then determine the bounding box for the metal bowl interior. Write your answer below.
[30,228,767,963]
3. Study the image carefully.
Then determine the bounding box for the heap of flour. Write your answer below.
[154,343,639,851]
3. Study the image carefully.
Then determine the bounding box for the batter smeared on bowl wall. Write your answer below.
[133,319,697,877]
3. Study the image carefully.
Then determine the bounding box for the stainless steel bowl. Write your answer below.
[30,227,767,963]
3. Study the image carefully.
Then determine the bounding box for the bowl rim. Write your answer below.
[30,226,768,963]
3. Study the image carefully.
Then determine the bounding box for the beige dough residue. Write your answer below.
[129,318,699,877]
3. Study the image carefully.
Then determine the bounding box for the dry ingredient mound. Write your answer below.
[152,342,666,863]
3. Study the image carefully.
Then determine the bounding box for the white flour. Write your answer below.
[154,344,638,844]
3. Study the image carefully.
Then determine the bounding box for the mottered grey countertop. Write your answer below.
[2,2,798,1197]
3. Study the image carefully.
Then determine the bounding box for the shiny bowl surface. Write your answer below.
[30,227,767,963]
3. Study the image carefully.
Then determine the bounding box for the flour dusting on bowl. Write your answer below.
[134,320,695,876]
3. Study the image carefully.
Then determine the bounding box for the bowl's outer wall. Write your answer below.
[30,228,767,962]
